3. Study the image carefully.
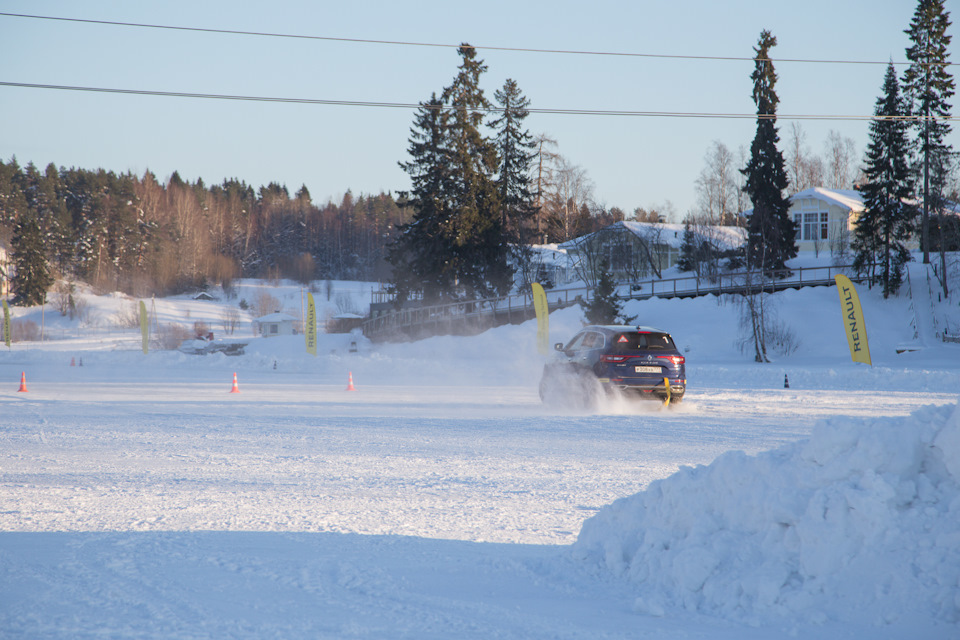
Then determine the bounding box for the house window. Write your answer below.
[606,240,633,273]
[794,211,828,241]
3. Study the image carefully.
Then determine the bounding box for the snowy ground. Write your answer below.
[1,264,959,638]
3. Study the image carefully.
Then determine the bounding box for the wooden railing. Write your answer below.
[362,289,581,341]
[621,264,861,300]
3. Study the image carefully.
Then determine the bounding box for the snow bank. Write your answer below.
[574,401,960,627]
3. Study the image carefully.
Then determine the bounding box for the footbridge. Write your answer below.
[361,264,863,342]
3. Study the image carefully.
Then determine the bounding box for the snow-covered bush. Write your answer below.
[157,323,191,350]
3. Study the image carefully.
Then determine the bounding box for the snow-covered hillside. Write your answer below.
[1,261,958,639]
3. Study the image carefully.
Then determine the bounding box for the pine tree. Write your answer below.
[854,64,918,298]
[742,31,797,275]
[11,214,54,306]
[903,0,955,266]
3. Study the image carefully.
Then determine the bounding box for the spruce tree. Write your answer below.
[390,46,514,303]
[33,162,74,275]
[677,221,698,273]
[903,0,954,265]
[854,64,918,298]
[441,44,511,299]
[11,214,54,306]
[491,78,538,282]
[581,259,633,325]
[0,157,29,229]
[742,30,797,275]
[388,95,457,303]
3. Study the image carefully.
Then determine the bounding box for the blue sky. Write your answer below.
[2,0,956,218]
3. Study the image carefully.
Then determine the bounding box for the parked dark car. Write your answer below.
[539,325,686,406]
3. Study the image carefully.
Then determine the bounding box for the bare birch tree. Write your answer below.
[532,134,560,243]
[785,122,810,195]
[695,140,739,225]
[785,123,832,194]
[542,156,593,242]
[735,144,751,222]
[824,129,858,189]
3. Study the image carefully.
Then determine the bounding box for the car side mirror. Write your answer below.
[554,342,565,352]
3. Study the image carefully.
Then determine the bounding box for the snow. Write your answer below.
[908,261,939,347]
[575,404,960,628]
[1,264,959,638]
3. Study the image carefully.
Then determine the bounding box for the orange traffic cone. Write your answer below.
[17,372,28,393]
[346,372,356,391]
[229,372,240,393]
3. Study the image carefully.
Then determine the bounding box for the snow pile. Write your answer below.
[574,401,960,627]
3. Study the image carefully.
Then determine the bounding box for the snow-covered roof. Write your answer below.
[622,221,746,250]
[256,312,297,323]
[739,187,866,219]
[527,243,569,265]
[561,221,747,252]
[791,187,865,212]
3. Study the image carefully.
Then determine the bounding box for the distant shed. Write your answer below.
[327,312,364,334]
[256,312,297,337]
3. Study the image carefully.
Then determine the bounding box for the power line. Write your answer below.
[1,11,951,67]
[2,81,954,122]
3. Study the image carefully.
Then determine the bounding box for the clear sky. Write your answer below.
[2,0,957,219]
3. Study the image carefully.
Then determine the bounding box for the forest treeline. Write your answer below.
[0,149,632,302]
[0,157,409,296]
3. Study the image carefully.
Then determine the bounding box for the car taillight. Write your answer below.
[657,355,685,366]
[600,355,630,363]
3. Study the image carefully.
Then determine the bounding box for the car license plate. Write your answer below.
[635,366,661,373]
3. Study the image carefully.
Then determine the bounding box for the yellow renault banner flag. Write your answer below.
[2,300,9,348]
[305,292,317,356]
[139,300,149,354]
[531,283,549,355]
[835,275,871,365]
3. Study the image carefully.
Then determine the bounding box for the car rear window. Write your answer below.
[611,331,676,351]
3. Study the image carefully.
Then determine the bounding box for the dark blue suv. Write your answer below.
[539,325,686,406]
